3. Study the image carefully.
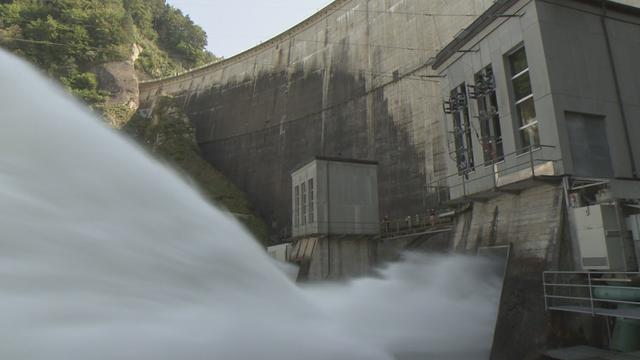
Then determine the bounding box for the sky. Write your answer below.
[168,0,334,59]
[167,0,640,58]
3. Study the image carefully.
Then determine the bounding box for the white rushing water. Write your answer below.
[0,50,501,360]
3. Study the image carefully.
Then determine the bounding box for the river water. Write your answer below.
[0,50,501,360]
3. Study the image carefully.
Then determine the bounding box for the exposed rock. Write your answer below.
[94,44,142,127]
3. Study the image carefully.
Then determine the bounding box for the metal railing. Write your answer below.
[380,214,453,237]
[543,271,640,319]
[426,145,561,203]
[287,215,453,239]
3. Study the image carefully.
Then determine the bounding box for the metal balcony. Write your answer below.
[427,145,562,204]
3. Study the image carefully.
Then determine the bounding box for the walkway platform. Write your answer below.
[548,305,640,320]
[544,346,640,360]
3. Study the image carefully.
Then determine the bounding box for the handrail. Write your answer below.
[290,215,453,238]
[426,145,561,202]
[544,271,640,275]
[431,144,557,184]
[542,271,640,319]
[380,215,453,237]
[429,144,556,183]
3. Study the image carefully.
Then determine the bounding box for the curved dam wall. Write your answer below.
[139,0,494,237]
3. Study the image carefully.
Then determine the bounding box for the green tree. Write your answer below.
[154,4,213,67]
[0,0,218,104]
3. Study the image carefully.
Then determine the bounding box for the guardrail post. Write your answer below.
[492,163,498,189]
[529,146,535,177]
[588,272,595,316]
[462,174,467,197]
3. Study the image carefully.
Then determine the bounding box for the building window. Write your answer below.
[294,185,300,227]
[301,182,307,225]
[473,65,504,164]
[308,179,314,224]
[448,83,475,174]
[508,46,539,151]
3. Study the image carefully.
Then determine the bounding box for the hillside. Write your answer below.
[0,0,270,244]
[124,96,269,243]
[0,0,219,123]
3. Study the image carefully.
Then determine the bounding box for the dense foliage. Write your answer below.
[0,0,217,103]
[0,1,268,243]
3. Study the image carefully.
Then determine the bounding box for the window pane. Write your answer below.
[474,72,483,86]
[495,137,505,160]
[516,97,537,127]
[520,123,540,149]
[294,186,300,227]
[301,183,306,225]
[512,72,532,101]
[308,179,314,223]
[492,114,503,144]
[509,47,528,75]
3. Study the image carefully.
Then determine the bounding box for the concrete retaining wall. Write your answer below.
[452,182,564,359]
[449,182,599,359]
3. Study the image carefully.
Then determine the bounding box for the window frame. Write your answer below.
[506,45,540,152]
[294,185,300,228]
[473,64,504,165]
[308,178,314,224]
[449,82,475,175]
[301,182,307,226]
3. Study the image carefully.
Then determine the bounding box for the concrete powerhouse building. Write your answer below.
[138,0,640,358]
[291,156,379,237]
[431,0,640,358]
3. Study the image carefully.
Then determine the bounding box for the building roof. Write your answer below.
[313,156,379,165]
[432,0,640,70]
[291,156,378,174]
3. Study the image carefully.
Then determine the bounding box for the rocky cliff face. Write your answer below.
[94,45,141,128]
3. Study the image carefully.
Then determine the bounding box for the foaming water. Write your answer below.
[0,50,501,360]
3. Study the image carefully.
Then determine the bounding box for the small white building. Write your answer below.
[291,156,379,238]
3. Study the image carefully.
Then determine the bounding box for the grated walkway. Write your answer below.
[545,346,640,360]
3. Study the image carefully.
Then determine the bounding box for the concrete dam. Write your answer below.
[139,0,640,358]
[139,0,495,237]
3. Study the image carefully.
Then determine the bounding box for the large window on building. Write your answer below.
[449,83,475,174]
[473,65,504,164]
[294,185,300,227]
[308,179,314,224]
[508,46,539,151]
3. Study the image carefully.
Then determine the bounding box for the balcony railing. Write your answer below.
[543,271,640,320]
[427,144,561,203]
[289,216,453,239]
[380,214,453,238]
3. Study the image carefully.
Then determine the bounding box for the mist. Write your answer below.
[0,49,501,360]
